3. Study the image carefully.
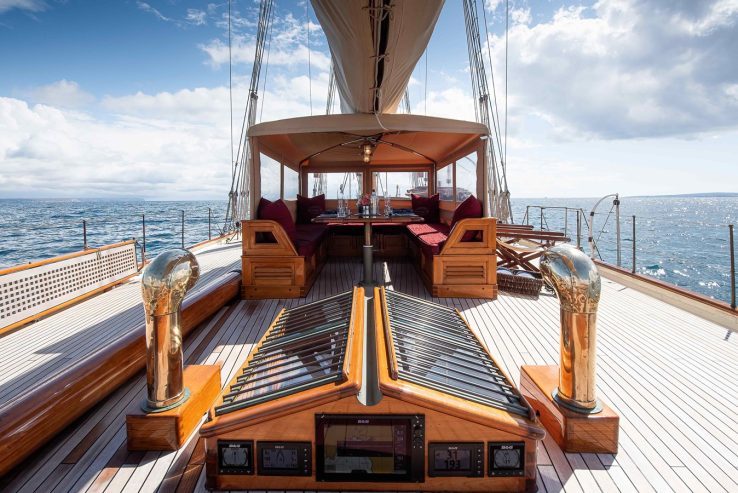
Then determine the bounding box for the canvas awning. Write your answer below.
[312,0,444,114]
[249,113,487,170]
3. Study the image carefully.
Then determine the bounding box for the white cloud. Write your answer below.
[186,8,206,26]
[200,10,329,71]
[0,70,326,199]
[413,87,476,121]
[25,79,95,108]
[488,0,738,139]
[0,0,46,14]
[136,1,170,22]
[0,97,231,199]
[199,36,331,71]
[510,7,531,26]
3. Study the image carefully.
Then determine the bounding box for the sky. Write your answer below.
[0,0,736,200]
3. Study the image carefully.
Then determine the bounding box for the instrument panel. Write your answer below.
[215,415,526,482]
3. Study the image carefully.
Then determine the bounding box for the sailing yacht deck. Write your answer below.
[0,241,243,409]
[2,256,738,492]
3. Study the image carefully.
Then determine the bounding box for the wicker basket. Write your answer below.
[497,268,544,297]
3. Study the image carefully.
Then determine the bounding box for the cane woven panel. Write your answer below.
[0,242,138,330]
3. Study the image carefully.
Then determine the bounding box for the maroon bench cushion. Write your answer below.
[295,240,317,257]
[451,195,483,226]
[406,223,450,238]
[416,232,447,257]
[451,195,483,241]
[411,193,440,223]
[296,194,325,224]
[258,198,297,242]
[296,224,328,244]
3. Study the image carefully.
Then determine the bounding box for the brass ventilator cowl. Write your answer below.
[540,244,603,414]
[140,249,200,412]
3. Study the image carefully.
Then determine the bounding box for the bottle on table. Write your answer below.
[371,189,378,215]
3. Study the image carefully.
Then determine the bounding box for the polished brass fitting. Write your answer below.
[540,244,602,413]
[141,249,200,412]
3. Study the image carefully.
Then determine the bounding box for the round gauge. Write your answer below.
[222,447,249,467]
[494,448,520,469]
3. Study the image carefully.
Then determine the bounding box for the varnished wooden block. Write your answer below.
[126,364,221,451]
[520,365,619,454]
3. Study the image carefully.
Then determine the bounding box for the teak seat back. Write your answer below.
[410,217,498,299]
[241,220,325,299]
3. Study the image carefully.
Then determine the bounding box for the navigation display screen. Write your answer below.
[257,442,311,476]
[262,448,298,469]
[218,440,253,475]
[433,448,471,471]
[428,442,483,477]
[489,442,525,477]
[316,415,424,482]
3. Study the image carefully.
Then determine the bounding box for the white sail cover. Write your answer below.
[312,0,444,114]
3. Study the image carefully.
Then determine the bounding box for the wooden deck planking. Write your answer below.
[3,257,738,492]
[0,242,242,409]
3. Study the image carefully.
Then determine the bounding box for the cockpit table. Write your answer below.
[313,212,423,286]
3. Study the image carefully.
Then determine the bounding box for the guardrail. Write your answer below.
[0,240,139,335]
[522,202,737,310]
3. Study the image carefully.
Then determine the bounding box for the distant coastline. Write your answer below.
[2,193,737,201]
[625,192,738,198]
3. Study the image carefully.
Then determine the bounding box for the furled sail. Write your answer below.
[312,0,444,114]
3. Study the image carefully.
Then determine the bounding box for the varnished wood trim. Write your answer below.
[0,271,241,477]
[596,260,737,316]
[201,288,365,437]
[596,260,738,330]
[242,220,298,257]
[374,292,544,440]
[208,306,286,418]
[377,287,398,380]
[342,287,363,380]
[440,217,496,256]
[454,307,537,422]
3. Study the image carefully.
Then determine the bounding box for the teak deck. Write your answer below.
[2,255,738,492]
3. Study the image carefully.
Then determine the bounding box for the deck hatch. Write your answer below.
[214,291,354,415]
[382,289,530,416]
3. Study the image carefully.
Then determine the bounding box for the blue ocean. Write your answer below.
[0,197,736,304]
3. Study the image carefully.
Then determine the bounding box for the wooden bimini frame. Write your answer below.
[240,113,500,299]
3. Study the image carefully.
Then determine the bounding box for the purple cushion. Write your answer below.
[416,232,448,257]
[259,199,297,242]
[406,223,450,238]
[451,195,483,226]
[296,194,325,224]
[295,224,328,244]
[256,197,272,219]
[411,193,440,223]
[295,239,317,258]
[451,195,483,241]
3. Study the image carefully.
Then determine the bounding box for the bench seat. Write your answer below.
[406,217,498,299]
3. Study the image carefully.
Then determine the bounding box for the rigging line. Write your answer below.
[480,0,504,170]
[306,0,312,116]
[462,3,479,122]
[504,0,509,174]
[228,0,234,172]
[259,3,275,123]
